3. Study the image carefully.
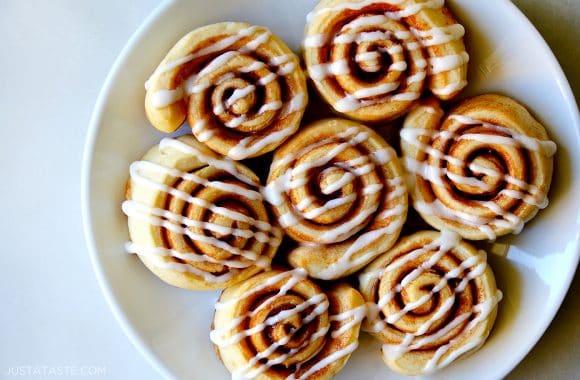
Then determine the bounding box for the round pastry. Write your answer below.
[400,94,557,240]
[145,22,308,160]
[123,135,282,290]
[359,230,502,375]
[264,118,408,280]
[303,0,469,122]
[211,268,365,380]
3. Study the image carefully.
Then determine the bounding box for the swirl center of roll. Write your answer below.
[354,42,386,73]
[265,119,407,253]
[312,166,357,223]
[206,201,249,242]
[457,152,505,195]
[213,77,257,116]
[319,167,353,195]
[331,17,414,98]
[378,250,460,335]
[247,293,329,367]
[400,271,441,315]
[190,53,282,134]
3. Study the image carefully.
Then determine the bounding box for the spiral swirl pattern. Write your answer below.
[304,0,469,122]
[145,22,308,160]
[401,95,556,240]
[264,118,408,280]
[211,269,365,380]
[359,230,501,375]
[123,135,282,290]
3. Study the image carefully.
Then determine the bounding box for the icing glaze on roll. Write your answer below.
[212,269,365,379]
[145,22,308,160]
[400,95,556,240]
[303,0,469,122]
[123,135,282,290]
[265,118,408,280]
[359,230,502,375]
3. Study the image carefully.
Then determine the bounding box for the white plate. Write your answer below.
[82,0,580,379]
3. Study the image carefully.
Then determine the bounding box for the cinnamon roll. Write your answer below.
[303,0,469,122]
[123,135,282,290]
[401,95,557,240]
[145,22,308,160]
[359,230,502,375]
[264,118,408,280]
[211,268,365,380]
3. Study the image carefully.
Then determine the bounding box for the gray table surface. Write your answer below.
[0,1,577,379]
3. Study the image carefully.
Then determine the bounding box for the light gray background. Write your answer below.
[0,0,577,379]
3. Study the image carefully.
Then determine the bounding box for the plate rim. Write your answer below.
[81,0,580,379]
[81,1,177,378]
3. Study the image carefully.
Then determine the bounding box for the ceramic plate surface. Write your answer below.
[82,0,580,379]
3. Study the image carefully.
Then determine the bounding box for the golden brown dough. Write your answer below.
[303,0,469,122]
[145,22,308,160]
[123,135,282,290]
[359,230,502,375]
[400,94,556,240]
[264,118,408,279]
[211,269,365,379]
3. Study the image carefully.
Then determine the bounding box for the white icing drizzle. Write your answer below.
[264,124,406,276]
[334,30,391,45]
[319,205,378,242]
[213,293,328,347]
[280,93,307,119]
[240,30,272,53]
[150,88,184,108]
[147,24,305,159]
[225,93,306,160]
[270,127,359,171]
[428,52,469,74]
[123,201,275,246]
[448,114,558,157]
[401,116,556,237]
[127,163,271,232]
[305,0,469,112]
[330,305,367,338]
[353,82,401,99]
[122,201,274,266]
[308,59,350,80]
[307,0,404,23]
[303,33,326,48]
[234,327,329,380]
[189,91,305,159]
[286,342,359,380]
[150,46,298,109]
[226,85,256,107]
[363,231,502,373]
[386,0,445,19]
[342,14,390,31]
[308,0,444,22]
[216,269,306,309]
[211,269,362,379]
[420,290,503,373]
[159,138,258,186]
[124,138,282,281]
[125,242,267,269]
[146,26,262,90]
[431,80,468,96]
[265,127,360,204]
[265,129,380,225]
[125,243,241,283]
[300,194,358,219]
[411,24,465,46]
[130,160,261,200]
